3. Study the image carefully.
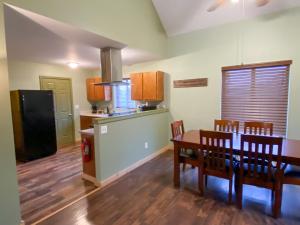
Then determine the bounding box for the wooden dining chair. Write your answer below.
[199,130,234,203]
[214,119,240,133]
[278,164,300,215]
[244,121,273,136]
[171,120,195,171]
[236,134,283,218]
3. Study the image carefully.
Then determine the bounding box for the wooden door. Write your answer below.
[40,77,75,148]
[130,73,143,100]
[143,72,157,100]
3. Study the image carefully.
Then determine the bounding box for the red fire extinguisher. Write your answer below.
[81,138,91,162]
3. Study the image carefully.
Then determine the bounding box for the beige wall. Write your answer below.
[8,60,94,141]
[124,7,300,140]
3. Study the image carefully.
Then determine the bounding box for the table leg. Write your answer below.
[174,143,180,187]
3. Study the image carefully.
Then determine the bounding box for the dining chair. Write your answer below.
[214,119,240,133]
[236,134,283,218]
[199,130,234,203]
[278,164,300,214]
[171,120,195,171]
[244,121,273,136]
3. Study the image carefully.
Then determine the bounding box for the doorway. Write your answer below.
[40,76,75,148]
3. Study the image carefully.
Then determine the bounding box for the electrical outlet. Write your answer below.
[144,142,148,149]
[101,125,108,134]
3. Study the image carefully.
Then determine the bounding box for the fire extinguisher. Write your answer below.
[81,138,91,162]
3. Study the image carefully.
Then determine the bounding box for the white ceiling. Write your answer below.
[4,4,160,69]
[152,0,300,36]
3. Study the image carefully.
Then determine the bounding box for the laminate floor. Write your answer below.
[17,144,97,225]
[39,150,300,225]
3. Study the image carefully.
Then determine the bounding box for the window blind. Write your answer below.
[221,61,291,136]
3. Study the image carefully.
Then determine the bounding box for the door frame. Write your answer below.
[39,76,76,147]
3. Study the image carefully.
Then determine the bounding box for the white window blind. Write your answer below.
[114,79,136,109]
[221,61,291,136]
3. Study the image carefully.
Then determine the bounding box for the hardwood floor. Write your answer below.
[17,144,97,225]
[38,150,300,225]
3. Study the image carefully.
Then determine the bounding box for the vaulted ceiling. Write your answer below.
[4,4,160,69]
[152,0,300,36]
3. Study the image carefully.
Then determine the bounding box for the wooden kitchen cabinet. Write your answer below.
[130,71,164,101]
[130,73,143,101]
[86,77,112,102]
[80,116,95,130]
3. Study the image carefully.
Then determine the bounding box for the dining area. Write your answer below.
[171,119,300,219]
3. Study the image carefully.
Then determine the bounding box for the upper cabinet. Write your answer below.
[86,77,112,102]
[130,71,164,101]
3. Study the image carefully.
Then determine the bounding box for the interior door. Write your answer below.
[40,77,75,148]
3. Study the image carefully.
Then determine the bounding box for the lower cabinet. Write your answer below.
[80,116,95,130]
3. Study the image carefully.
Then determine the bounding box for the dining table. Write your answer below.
[171,130,300,188]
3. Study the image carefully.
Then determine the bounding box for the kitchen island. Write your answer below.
[91,108,170,186]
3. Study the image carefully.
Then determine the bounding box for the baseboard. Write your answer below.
[100,144,172,188]
[82,173,101,187]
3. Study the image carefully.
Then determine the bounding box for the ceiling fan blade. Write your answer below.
[207,0,227,12]
[256,0,270,7]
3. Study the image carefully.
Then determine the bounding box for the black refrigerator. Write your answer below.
[10,90,57,161]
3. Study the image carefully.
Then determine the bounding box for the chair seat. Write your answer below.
[205,159,232,172]
[235,163,276,180]
[180,149,197,160]
[284,165,300,178]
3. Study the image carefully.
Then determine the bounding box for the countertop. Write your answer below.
[93,108,169,125]
[79,128,94,136]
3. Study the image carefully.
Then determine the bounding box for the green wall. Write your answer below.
[95,112,169,181]
[0,0,167,59]
[0,61,20,225]
[124,7,300,140]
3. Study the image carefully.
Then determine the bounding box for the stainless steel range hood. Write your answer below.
[95,47,128,86]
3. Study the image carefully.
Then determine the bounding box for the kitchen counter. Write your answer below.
[79,128,94,136]
[93,108,170,183]
[93,108,168,124]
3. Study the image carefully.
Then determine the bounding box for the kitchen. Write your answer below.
[4,3,169,224]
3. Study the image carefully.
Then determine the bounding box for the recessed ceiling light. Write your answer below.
[67,62,79,69]
[231,0,239,3]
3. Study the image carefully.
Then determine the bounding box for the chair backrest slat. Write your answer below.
[244,121,273,136]
[214,119,239,133]
[200,130,233,174]
[240,134,283,182]
[171,120,184,138]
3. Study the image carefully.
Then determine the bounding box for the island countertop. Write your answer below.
[93,108,168,124]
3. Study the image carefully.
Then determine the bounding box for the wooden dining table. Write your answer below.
[171,130,300,188]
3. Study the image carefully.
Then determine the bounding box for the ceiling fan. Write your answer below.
[207,0,270,12]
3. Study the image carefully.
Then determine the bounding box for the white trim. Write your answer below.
[100,144,172,188]
[82,173,101,187]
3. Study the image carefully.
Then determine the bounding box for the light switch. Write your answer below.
[101,125,108,134]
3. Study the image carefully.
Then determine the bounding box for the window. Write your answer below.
[221,61,292,136]
[113,79,136,109]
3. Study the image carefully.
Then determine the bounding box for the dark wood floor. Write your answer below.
[17,144,97,225]
[37,150,300,225]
